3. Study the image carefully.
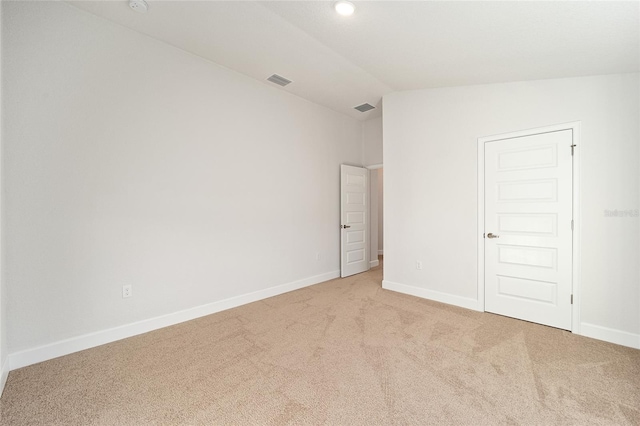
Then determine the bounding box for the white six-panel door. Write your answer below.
[340,165,370,278]
[484,130,573,330]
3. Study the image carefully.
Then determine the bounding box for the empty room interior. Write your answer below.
[1,0,639,424]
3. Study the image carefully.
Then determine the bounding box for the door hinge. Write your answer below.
[571,220,574,231]
[571,144,576,156]
[571,294,573,304]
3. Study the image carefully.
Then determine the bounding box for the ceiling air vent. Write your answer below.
[354,103,375,113]
[267,74,292,87]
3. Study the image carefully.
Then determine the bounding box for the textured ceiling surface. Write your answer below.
[67,1,640,120]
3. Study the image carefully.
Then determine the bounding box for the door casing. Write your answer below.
[477,122,581,333]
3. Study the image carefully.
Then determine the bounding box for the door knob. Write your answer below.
[341,225,351,229]
[487,233,499,239]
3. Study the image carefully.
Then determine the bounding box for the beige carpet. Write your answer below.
[1,262,639,425]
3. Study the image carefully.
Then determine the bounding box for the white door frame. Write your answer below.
[477,122,582,333]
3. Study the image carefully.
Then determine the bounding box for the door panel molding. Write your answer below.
[477,122,581,332]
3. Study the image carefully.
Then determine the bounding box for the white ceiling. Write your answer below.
[67,1,639,121]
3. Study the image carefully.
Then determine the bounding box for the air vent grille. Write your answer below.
[354,103,375,113]
[267,74,292,87]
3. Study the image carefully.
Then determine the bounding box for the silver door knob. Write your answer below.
[341,225,351,229]
[487,233,499,239]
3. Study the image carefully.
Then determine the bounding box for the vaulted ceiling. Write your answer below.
[67,1,640,120]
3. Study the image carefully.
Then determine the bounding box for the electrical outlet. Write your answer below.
[122,284,132,298]
[416,261,423,270]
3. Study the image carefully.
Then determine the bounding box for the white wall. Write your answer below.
[3,2,363,363]
[384,73,640,347]
[363,116,383,167]
[364,117,383,265]
[0,0,7,395]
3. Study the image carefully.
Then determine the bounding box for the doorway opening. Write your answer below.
[370,167,383,269]
[339,164,384,278]
[477,122,581,332]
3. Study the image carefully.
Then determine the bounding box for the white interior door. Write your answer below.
[341,165,370,277]
[484,129,573,330]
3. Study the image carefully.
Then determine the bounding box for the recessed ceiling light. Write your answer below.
[334,1,355,17]
[129,0,148,13]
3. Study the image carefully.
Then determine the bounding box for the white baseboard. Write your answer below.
[370,259,379,267]
[579,323,640,349]
[0,357,9,398]
[378,250,383,256]
[383,281,639,349]
[382,280,482,312]
[9,270,340,371]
